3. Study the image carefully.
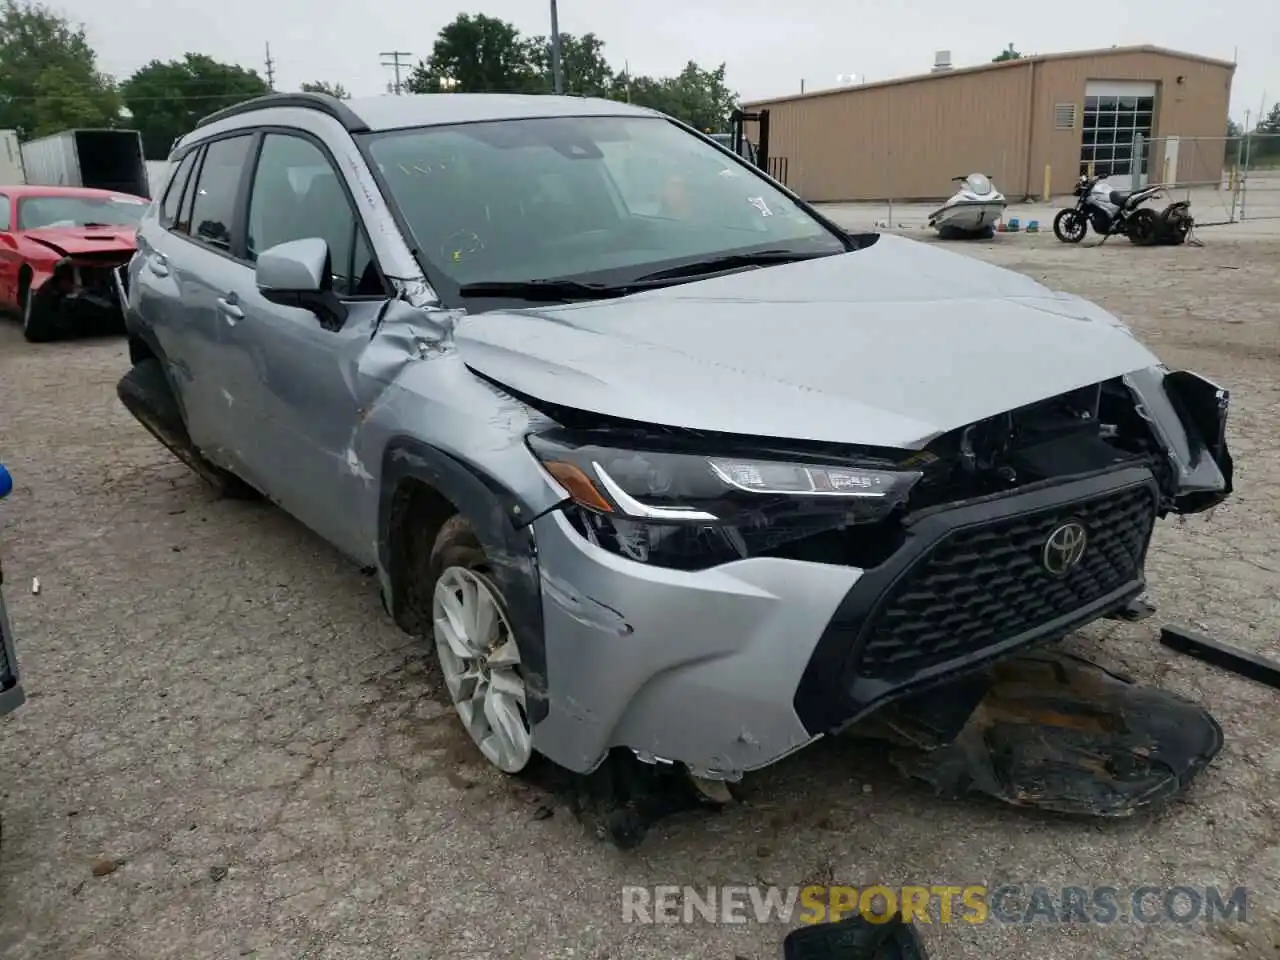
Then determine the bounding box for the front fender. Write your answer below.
[377,437,552,723]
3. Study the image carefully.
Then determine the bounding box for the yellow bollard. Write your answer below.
[1042,164,1051,202]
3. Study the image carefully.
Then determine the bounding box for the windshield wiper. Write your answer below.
[458,278,662,301]
[630,249,832,282]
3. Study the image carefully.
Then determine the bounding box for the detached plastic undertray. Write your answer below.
[783,912,928,960]
[869,650,1224,817]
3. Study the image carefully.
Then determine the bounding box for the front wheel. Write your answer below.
[1053,208,1087,243]
[429,516,535,775]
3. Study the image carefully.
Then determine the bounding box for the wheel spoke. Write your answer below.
[482,688,529,771]
[472,591,499,650]
[433,605,473,661]
[487,636,521,669]
[489,666,526,705]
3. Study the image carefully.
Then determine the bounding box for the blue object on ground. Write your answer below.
[0,464,11,499]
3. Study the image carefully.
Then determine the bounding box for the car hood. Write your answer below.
[20,226,137,258]
[454,233,1159,449]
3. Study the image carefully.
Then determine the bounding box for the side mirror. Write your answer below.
[255,237,348,330]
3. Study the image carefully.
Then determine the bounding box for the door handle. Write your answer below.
[216,296,244,323]
[146,253,169,277]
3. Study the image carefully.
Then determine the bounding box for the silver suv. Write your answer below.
[117,92,1233,784]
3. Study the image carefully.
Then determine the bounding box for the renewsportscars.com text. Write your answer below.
[621,884,1249,926]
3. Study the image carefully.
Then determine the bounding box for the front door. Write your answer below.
[224,131,392,562]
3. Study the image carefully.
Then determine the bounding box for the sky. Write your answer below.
[60,0,1278,123]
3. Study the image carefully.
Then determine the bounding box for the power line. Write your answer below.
[379,51,413,95]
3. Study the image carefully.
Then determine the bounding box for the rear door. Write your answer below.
[133,132,260,481]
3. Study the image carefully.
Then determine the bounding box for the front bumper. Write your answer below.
[529,464,1161,779]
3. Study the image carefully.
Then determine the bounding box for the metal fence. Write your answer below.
[1136,133,1280,225]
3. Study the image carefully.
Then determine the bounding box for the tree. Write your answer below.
[622,62,739,132]
[301,80,350,99]
[404,13,539,94]
[992,44,1022,62]
[0,0,120,137]
[122,54,269,159]
[1250,103,1280,161]
[527,32,614,97]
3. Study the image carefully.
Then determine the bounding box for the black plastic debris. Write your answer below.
[886,650,1223,817]
[1160,624,1280,690]
[783,911,928,960]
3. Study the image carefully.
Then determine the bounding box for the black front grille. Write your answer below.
[853,484,1156,679]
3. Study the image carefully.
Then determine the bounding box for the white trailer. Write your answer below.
[19,128,150,198]
[0,130,24,185]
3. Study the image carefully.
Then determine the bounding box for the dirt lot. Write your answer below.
[0,228,1277,960]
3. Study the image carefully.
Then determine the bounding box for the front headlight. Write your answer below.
[527,431,922,570]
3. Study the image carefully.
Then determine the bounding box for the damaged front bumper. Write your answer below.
[522,366,1233,780]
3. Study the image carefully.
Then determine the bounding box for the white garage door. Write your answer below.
[1082,80,1157,185]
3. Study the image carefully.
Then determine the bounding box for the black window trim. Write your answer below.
[164,129,260,266]
[159,149,199,229]
[244,125,391,302]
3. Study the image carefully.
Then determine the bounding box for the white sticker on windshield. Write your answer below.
[747,196,773,216]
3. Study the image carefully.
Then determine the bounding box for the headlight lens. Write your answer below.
[527,431,922,570]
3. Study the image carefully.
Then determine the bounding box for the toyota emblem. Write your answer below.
[1042,521,1088,576]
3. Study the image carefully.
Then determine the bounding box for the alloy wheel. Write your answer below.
[431,566,532,773]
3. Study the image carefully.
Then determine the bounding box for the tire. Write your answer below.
[976,224,996,240]
[428,515,536,775]
[20,281,57,343]
[1053,209,1087,244]
[1127,209,1158,246]
[117,359,260,500]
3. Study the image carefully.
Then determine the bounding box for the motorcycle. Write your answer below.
[1053,175,1193,246]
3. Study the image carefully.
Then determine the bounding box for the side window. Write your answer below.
[160,151,199,229]
[186,135,253,253]
[245,133,383,298]
[0,195,9,231]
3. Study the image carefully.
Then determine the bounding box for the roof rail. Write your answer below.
[194,92,368,133]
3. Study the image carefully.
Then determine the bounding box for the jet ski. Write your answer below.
[928,172,1007,239]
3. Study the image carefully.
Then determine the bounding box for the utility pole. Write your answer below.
[380,51,413,95]
[549,0,564,94]
[264,43,276,90]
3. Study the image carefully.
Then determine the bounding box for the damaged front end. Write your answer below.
[24,252,133,341]
[518,362,1232,783]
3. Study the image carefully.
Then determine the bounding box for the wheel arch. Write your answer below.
[378,437,549,724]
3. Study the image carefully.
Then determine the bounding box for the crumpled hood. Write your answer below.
[21,226,137,258]
[455,233,1159,449]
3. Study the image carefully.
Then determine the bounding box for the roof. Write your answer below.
[743,45,1237,109]
[1,184,147,200]
[193,91,659,137]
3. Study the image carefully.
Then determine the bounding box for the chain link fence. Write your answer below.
[1136,133,1280,225]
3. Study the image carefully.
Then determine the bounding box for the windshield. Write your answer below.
[964,173,992,195]
[361,115,844,290]
[18,194,147,230]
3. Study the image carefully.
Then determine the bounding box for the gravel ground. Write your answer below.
[0,229,1277,960]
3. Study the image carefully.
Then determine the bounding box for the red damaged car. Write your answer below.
[0,185,149,342]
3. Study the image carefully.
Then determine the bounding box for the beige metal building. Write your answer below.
[742,45,1235,202]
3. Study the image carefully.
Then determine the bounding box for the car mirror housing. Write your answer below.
[255,237,348,330]
[256,237,328,294]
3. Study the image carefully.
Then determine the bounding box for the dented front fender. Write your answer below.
[1123,366,1232,514]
